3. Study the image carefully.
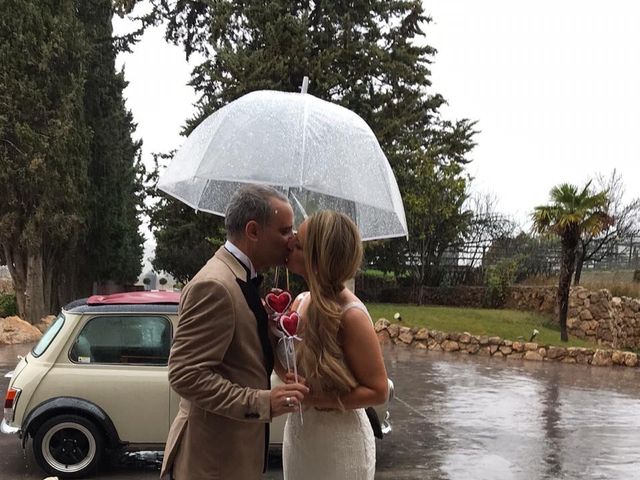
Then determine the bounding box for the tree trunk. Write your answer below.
[25,247,47,324]
[2,243,27,317]
[558,233,579,342]
[573,244,586,285]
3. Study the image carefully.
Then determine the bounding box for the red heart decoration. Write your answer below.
[279,312,299,336]
[265,290,293,313]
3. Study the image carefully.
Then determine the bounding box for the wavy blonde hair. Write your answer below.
[297,211,363,408]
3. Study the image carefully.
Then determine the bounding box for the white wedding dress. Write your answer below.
[279,296,376,480]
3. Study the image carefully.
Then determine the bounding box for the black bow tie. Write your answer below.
[251,274,264,288]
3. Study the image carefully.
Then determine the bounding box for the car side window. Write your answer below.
[69,315,172,366]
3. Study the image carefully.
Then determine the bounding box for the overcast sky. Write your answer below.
[114,0,640,260]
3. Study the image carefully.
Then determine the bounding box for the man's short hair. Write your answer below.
[225,184,289,237]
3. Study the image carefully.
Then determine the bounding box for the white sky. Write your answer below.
[113,0,640,262]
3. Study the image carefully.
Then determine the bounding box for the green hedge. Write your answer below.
[0,293,18,317]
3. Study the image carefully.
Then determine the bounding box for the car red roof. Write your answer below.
[86,291,181,306]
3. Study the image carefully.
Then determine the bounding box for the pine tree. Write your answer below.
[77,0,144,291]
[0,0,90,322]
[127,0,477,280]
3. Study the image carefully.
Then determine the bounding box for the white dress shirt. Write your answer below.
[224,240,258,279]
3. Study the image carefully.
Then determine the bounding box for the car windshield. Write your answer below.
[32,314,65,357]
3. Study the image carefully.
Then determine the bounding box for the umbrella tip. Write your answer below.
[300,76,309,94]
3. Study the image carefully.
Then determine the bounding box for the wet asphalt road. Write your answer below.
[2,343,640,479]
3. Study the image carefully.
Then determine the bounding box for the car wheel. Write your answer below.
[33,414,104,478]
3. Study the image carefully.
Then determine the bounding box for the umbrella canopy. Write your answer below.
[158,90,407,241]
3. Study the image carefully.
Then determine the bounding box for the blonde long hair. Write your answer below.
[297,211,363,407]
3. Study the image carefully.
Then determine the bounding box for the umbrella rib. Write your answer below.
[298,93,310,186]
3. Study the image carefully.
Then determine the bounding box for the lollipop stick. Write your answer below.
[289,339,303,424]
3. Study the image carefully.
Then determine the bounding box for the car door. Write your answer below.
[40,314,172,444]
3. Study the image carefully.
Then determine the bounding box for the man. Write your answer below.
[160,185,308,480]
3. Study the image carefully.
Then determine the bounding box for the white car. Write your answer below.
[2,291,393,478]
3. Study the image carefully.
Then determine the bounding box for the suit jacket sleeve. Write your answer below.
[168,279,271,422]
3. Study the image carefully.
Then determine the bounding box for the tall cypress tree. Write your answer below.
[124,0,476,281]
[0,0,90,322]
[78,0,144,291]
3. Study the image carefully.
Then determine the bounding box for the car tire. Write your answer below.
[33,414,104,478]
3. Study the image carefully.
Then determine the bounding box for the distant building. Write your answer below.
[137,270,179,291]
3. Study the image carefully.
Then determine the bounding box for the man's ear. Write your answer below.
[245,220,260,241]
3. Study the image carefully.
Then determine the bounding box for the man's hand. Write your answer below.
[270,383,309,418]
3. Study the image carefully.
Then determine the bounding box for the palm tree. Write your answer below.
[532,182,613,341]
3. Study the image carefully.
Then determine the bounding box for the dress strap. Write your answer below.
[294,291,310,311]
[341,302,372,320]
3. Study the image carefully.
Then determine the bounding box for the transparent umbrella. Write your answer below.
[158,87,407,240]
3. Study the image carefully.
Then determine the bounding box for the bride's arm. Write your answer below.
[305,308,388,410]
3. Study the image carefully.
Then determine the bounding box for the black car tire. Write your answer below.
[33,414,104,478]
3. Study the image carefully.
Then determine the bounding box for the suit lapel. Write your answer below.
[216,247,274,377]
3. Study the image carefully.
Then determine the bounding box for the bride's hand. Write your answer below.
[284,372,307,387]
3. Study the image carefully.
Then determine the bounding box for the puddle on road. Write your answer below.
[383,346,640,480]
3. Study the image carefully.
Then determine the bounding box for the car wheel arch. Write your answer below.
[22,396,122,449]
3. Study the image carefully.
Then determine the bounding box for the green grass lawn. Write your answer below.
[366,303,599,348]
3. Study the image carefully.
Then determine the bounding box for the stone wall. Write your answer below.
[567,287,640,349]
[415,285,640,350]
[505,286,557,314]
[375,319,639,368]
[417,286,486,307]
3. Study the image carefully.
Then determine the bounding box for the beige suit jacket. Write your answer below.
[160,247,272,480]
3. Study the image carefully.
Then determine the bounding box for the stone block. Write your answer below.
[524,342,539,351]
[377,330,392,345]
[611,350,626,365]
[580,309,594,320]
[448,332,461,341]
[465,343,480,354]
[374,318,390,332]
[488,336,502,345]
[624,352,638,367]
[524,351,543,361]
[398,329,414,344]
[592,349,613,367]
[432,330,447,343]
[387,324,400,338]
[415,328,429,340]
[442,340,460,352]
[546,346,566,359]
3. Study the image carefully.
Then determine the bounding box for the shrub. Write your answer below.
[484,259,519,308]
[0,293,18,317]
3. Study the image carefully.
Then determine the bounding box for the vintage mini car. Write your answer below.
[2,291,393,477]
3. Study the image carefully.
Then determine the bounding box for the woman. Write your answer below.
[275,210,388,480]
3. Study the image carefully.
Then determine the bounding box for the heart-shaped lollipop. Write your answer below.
[265,290,293,313]
[279,312,300,337]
